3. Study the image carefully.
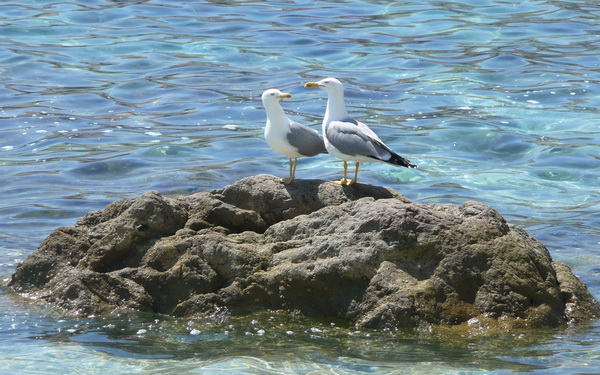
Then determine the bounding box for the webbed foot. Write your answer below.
[331,179,349,185]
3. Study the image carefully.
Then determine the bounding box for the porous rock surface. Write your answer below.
[9,175,600,329]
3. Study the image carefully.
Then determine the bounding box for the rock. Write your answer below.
[8,174,600,329]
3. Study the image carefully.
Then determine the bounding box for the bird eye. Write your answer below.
[270,93,275,95]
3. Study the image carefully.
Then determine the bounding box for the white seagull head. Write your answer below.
[304,77,344,95]
[261,88,292,105]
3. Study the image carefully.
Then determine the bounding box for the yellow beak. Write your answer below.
[305,82,319,88]
[280,93,292,98]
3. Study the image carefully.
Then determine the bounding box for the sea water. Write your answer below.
[1,0,599,373]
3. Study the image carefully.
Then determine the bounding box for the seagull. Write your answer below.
[305,78,417,185]
[261,88,327,184]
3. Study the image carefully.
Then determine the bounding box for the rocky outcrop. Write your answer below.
[8,175,600,329]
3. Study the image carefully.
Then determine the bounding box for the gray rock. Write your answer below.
[8,174,600,329]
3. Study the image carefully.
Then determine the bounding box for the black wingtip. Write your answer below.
[389,153,417,168]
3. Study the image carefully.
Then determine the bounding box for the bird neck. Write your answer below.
[324,90,349,127]
[264,102,288,128]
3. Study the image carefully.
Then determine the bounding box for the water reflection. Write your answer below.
[7,310,567,372]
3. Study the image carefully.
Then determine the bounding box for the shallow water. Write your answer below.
[1,0,599,373]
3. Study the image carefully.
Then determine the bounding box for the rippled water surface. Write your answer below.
[1,0,599,373]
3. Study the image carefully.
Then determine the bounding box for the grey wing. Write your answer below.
[326,120,392,160]
[287,121,327,156]
[339,117,383,143]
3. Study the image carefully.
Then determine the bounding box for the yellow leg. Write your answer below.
[281,157,296,185]
[332,161,349,185]
[348,162,360,185]
[292,158,298,179]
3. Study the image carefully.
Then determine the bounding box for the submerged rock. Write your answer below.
[8,175,600,329]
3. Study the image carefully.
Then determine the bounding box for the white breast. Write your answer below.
[265,119,303,158]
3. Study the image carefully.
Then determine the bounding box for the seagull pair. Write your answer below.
[262,77,417,186]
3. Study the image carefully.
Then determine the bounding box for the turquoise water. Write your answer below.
[1,0,599,373]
